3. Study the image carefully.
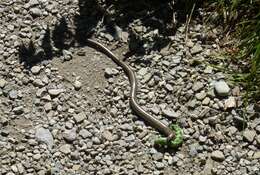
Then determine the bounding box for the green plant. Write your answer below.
[208,0,260,102]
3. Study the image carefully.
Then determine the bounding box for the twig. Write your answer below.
[185,3,196,44]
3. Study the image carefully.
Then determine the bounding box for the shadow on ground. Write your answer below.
[18,0,202,68]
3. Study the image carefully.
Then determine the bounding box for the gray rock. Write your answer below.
[189,143,199,156]
[63,129,77,142]
[102,130,117,141]
[13,106,24,114]
[31,66,41,74]
[199,136,207,143]
[30,8,42,17]
[243,129,256,142]
[44,102,52,112]
[137,68,147,76]
[79,129,92,138]
[162,109,180,119]
[73,112,86,123]
[9,90,18,99]
[195,91,207,100]
[63,50,72,61]
[191,44,203,54]
[211,150,225,161]
[224,97,236,110]
[33,79,45,87]
[104,68,119,77]
[59,144,71,154]
[192,82,204,92]
[155,162,164,170]
[214,81,230,97]
[165,84,173,91]
[0,79,7,88]
[74,80,82,90]
[35,127,54,148]
[255,135,260,146]
[48,89,64,97]
[27,0,39,7]
[253,151,260,159]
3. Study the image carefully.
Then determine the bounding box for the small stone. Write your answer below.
[253,151,260,159]
[214,81,230,97]
[33,79,44,87]
[202,97,210,105]
[44,102,52,112]
[104,68,119,77]
[186,40,194,47]
[204,66,213,74]
[73,112,86,123]
[195,91,207,100]
[30,8,42,17]
[162,108,180,119]
[192,82,204,92]
[48,89,64,97]
[33,153,41,160]
[243,130,256,143]
[35,127,54,148]
[74,80,82,90]
[137,68,147,76]
[211,150,225,161]
[79,129,92,138]
[63,129,77,142]
[224,97,236,110]
[31,66,41,74]
[255,135,260,146]
[13,106,24,114]
[27,0,39,7]
[60,144,71,154]
[0,79,7,88]
[165,84,173,91]
[102,130,117,141]
[191,44,203,54]
[155,162,164,170]
[9,90,18,99]
[232,86,240,96]
[199,136,207,143]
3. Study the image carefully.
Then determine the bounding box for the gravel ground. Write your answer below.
[0,0,260,175]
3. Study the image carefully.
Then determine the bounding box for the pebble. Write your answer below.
[30,8,42,17]
[74,80,82,90]
[35,127,54,148]
[9,90,18,99]
[192,82,204,92]
[162,108,180,119]
[63,129,77,142]
[79,129,92,138]
[31,66,41,74]
[255,135,260,146]
[224,97,236,110]
[214,81,230,97]
[13,106,24,114]
[243,130,256,143]
[73,112,86,123]
[60,144,71,154]
[0,79,7,88]
[253,152,260,159]
[191,44,203,54]
[48,89,64,96]
[102,130,117,141]
[104,68,119,77]
[211,150,225,161]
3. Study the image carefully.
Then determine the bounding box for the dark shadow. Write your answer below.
[18,40,44,68]
[74,0,104,45]
[41,26,53,59]
[18,0,203,68]
[52,17,74,54]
